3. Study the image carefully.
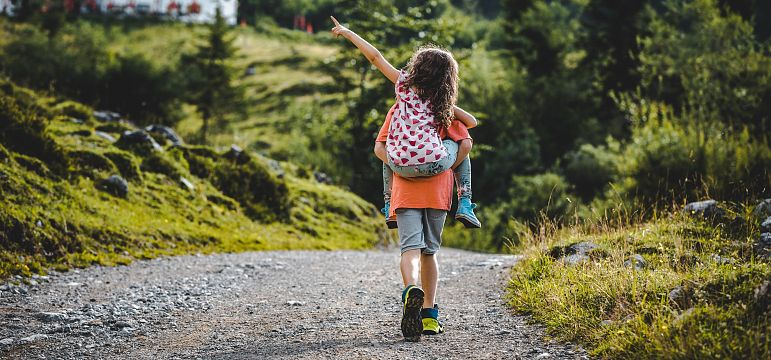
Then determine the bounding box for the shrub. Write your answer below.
[0,93,68,174]
[52,100,94,122]
[563,141,620,201]
[103,150,142,181]
[614,94,771,203]
[140,152,183,180]
[179,146,218,179]
[67,150,118,178]
[507,172,577,221]
[211,154,289,222]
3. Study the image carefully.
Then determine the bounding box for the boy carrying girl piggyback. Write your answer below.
[331,16,481,341]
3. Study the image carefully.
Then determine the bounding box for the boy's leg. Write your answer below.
[397,208,427,341]
[421,208,447,308]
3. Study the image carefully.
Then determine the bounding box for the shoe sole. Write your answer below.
[401,287,424,342]
[455,214,481,228]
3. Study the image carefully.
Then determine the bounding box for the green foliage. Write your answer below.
[0,91,68,174]
[0,21,187,125]
[563,142,620,201]
[638,0,771,133]
[103,150,142,181]
[0,79,385,279]
[68,150,118,178]
[52,100,94,122]
[507,172,576,221]
[614,94,771,203]
[140,152,184,180]
[211,155,289,222]
[182,8,245,142]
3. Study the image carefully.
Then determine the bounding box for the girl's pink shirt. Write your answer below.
[377,104,472,215]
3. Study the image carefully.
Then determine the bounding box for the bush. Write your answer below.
[68,150,117,178]
[507,172,577,221]
[614,94,771,203]
[52,100,94,122]
[103,150,142,181]
[211,154,289,222]
[0,93,68,174]
[563,142,620,201]
[140,152,184,180]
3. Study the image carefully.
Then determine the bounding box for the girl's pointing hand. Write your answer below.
[330,16,349,38]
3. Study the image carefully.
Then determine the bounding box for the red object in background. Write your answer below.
[298,15,305,30]
[188,1,200,14]
[64,0,75,12]
[167,1,178,12]
[106,2,114,10]
[127,1,135,9]
[85,0,97,11]
[306,23,313,34]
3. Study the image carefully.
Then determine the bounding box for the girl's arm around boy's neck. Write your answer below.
[453,106,478,129]
[331,16,399,83]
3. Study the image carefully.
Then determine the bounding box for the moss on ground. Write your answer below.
[0,80,387,279]
[507,214,770,359]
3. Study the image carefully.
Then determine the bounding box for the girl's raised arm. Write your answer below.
[331,16,399,84]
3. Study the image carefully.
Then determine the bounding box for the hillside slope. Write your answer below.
[0,78,387,279]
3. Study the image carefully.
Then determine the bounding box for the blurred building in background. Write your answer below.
[0,0,237,25]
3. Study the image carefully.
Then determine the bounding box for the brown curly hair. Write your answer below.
[404,46,458,129]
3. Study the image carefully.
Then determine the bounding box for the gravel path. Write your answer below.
[0,249,587,359]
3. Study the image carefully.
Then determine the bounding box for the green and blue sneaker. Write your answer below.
[381,201,398,229]
[401,285,424,342]
[421,305,444,335]
[455,197,481,228]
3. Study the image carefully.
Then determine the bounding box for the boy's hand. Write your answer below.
[330,16,350,38]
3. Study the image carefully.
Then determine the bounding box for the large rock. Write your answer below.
[683,200,724,220]
[668,285,692,309]
[115,130,163,155]
[755,233,771,259]
[99,175,129,198]
[624,254,647,270]
[549,241,600,266]
[755,199,771,218]
[93,110,121,122]
[761,217,771,233]
[145,125,183,146]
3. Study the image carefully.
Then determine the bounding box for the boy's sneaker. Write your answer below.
[381,201,398,229]
[455,197,481,228]
[401,285,424,342]
[421,305,444,335]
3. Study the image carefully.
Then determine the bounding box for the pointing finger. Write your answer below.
[330,16,340,27]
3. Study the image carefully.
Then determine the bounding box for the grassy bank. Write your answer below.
[506,211,770,358]
[0,78,387,279]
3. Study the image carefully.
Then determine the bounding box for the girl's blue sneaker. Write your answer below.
[455,198,481,228]
[421,305,444,335]
[381,201,398,229]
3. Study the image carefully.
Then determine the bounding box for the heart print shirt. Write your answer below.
[386,70,449,166]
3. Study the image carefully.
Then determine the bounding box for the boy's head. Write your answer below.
[406,46,458,128]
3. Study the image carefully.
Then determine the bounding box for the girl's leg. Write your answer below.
[453,156,472,200]
[382,163,393,203]
[388,140,458,178]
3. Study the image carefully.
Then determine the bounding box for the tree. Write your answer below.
[184,7,245,143]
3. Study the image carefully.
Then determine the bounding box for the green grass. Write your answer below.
[506,213,770,359]
[0,78,387,279]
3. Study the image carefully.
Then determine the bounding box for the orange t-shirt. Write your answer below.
[376,104,472,216]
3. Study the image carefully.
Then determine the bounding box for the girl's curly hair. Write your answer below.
[404,46,458,129]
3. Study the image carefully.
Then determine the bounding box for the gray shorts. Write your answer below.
[396,208,448,254]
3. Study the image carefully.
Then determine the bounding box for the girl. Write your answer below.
[330,16,481,230]
[332,16,479,342]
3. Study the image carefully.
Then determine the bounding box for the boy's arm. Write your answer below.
[331,16,399,84]
[453,106,478,129]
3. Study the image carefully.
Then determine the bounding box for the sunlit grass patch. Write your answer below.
[507,215,770,358]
